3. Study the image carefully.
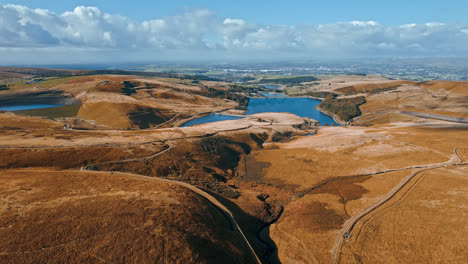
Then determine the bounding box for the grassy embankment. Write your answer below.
[14,104,81,118]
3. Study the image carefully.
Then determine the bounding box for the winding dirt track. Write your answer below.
[331,147,466,264]
[81,142,173,170]
[0,123,256,150]
[80,170,263,264]
[77,121,265,171]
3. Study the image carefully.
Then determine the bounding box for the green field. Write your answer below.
[36,76,86,88]
[144,67,206,75]
[255,74,318,79]
[14,104,81,118]
[7,76,93,91]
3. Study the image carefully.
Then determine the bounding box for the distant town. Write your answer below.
[113,58,468,82]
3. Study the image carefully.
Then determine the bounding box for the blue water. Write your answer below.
[183,97,338,127]
[263,85,280,90]
[0,104,63,111]
[246,97,337,125]
[181,114,243,127]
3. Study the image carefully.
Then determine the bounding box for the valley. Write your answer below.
[0,67,467,263]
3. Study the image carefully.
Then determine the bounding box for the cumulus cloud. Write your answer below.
[0,4,467,63]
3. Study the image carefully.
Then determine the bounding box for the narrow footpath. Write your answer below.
[331,147,466,264]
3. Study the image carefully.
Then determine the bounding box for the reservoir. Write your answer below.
[246,97,336,125]
[0,104,63,111]
[263,85,280,90]
[182,97,338,127]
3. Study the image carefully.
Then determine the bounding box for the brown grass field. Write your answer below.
[0,143,165,169]
[2,73,239,129]
[0,169,258,263]
[0,72,467,263]
[236,123,468,263]
[252,125,467,191]
[340,166,467,263]
[355,81,468,124]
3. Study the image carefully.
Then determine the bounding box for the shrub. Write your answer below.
[306,91,337,98]
[121,81,139,95]
[272,131,295,142]
[202,87,250,109]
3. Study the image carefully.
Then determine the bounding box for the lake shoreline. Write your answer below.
[0,89,78,107]
[252,94,345,125]
[181,95,340,127]
[314,105,347,125]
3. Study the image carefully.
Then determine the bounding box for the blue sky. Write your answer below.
[3,0,467,25]
[0,1,467,64]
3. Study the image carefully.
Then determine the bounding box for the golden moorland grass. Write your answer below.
[356,81,468,124]
[0,169,257,264]
[417,80,468,95]
[269,170,411,263]
[340,166,467,264]
[77,101,173,129]
[355,112,418,125]
[0,143,164,169]
[335,81,415,95]
[0,113,63,130]
[0,113,309,264]
[242,123,467,263]
[251,125,467,192]
[1,74,467,264]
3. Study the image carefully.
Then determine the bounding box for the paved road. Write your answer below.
[331,147,466,264]
[350,109,468,125]
[352,109,468,125]
[398,111,468,124]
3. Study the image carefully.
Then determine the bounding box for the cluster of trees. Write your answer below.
[228,84,264,97]
[271,131,295,142]
[187,75,219,81]
[346,73,367,76]
[202,87,250,109]
[238,76,256,82]
[336,83,404,95]
[305,91,337,98]
[229,84,263,92]
[119,77,252,110]
[120,81,140,95]
[367,86,399,94]
[319,94,366,122]
[1,67,203,79]
[335,86,359,95]
[200,137,251,171]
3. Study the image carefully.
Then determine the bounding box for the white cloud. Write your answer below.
[223,18,246,25]
[0,4,467,63]
[350,21,379,26]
